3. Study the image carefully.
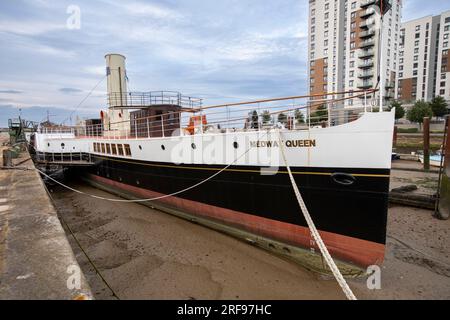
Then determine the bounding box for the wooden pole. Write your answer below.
[393,126,397,148]
[423,117,430,171]
[444,115,450,169]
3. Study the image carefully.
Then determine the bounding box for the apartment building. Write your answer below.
[398,10,450,103]
[308,0,402,109]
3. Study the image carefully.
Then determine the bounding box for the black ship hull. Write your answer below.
[79,154,389,270]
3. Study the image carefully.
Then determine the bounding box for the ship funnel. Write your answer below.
[105,53,128,108]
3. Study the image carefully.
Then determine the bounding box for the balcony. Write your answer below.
[358,49,375,58]
[360,19,375,28]
[359,60,374,68]
[360,39,375,48]
[385,91,395,99]
[360,8,375,18]
[360,0,376,8]
[385,81,395,88]
[359,29,375,38]
[358,71,374,78]
[357,81,374,89]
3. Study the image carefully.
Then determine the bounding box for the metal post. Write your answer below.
[327,102,331,127]
[161,115,165,137]
[135,119,138,139]
[378,11,384,113]
[393,126,397,148]
[423,117,430,171]
[147,118,150,138]
[364,91,367,113]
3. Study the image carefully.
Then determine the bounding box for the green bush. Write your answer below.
[397,128,419,133]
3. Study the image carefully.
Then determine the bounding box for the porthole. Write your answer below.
[191,143,196,150]
[139,145,142,150]
[61,143,65,147]
[233,141,239,149]
[47,143,50,147]
[161,145,166,150]
[73,146,75,150]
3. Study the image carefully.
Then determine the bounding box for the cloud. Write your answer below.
[103,0,183,20]
[59,87,83,94]
[0,19,64,36]
[83,66,106,77]
[0,89,22,94]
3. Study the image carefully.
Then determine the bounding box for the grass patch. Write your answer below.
[397,128,419,133]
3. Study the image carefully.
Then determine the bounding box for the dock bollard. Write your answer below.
[423,117,430,171]
[2,149,12,167]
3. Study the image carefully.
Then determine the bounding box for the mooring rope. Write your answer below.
[277,130,357,300]
[35,131,270,203]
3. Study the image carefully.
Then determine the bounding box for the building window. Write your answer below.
[415,25,420,31]
[111,144,117,155]
[415,33,420,39]
[351,2,356,9]
[415,40,419,46]
[124,144,132,157]
[117,144,124,156]
[441,89,446,95]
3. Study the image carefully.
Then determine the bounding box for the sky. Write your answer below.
[0,0,449,127]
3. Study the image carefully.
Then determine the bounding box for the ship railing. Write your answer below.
[38,89,379,140]
[35,151,94,165]
[107,91,203,109]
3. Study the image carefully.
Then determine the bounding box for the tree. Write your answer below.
[294,109,305,124]
[262,110,271,124]
[406,100,433,128]
[310,104,328,125]
[246,110,259,129]
[277,112,288,124]
[388,100,405,120]
[429,96,448,119]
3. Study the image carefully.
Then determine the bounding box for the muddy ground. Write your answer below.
[48,181,450,300]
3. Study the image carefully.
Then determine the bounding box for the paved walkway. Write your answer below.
[0,137,92,299]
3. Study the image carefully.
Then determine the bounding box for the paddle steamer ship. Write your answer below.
[32,53,395,274]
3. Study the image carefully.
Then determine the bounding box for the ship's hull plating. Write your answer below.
[82,155,389,268]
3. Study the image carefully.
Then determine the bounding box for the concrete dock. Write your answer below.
[1,131,449,300]
[0,134,92,299]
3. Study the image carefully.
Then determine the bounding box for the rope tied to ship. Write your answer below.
[277,129,357,301]
[34,130,271,202]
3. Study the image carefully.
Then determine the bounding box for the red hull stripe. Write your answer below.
[89,174,385,267]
